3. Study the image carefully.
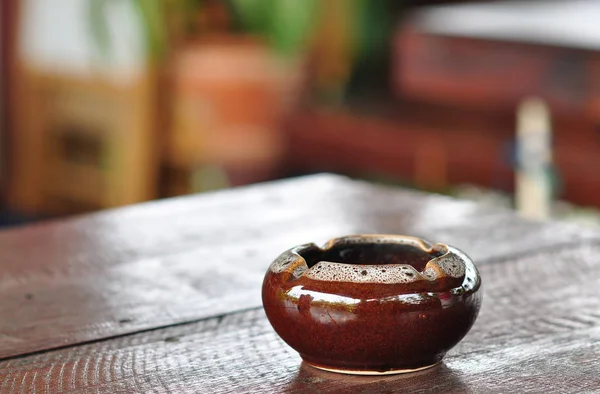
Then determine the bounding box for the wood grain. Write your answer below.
[0,173,598,361]
[1,240,600,393]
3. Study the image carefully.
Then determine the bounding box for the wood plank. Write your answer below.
[1,241,600,393]
[1,173,598,360]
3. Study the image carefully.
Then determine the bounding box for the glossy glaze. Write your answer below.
[262,235,482,375]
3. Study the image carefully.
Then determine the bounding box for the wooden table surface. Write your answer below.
[1,173,600,393]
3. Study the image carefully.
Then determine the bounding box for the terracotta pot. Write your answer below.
[168,35,306,168]
[262,234,482,375]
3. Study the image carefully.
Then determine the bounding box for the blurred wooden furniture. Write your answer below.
[0,174,600,392]
[7,0,162,216]
[393,0,600,207]
[0,0,20,202]
[284,103,515,192]
[9,71,159,215]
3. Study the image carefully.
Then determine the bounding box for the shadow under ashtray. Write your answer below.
[283,361,470,393]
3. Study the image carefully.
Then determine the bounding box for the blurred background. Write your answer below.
[2,0,600,228]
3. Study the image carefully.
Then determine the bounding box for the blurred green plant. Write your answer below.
[88,0,394,63]
[228,0,318,57]
[88,0,171,63]
[87,0,397,105]
[89,0,319,61]
[230,0,398,103]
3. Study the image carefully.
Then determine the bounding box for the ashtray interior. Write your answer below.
[299,242,444,272]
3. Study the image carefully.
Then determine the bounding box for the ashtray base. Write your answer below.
[305,361,441,376]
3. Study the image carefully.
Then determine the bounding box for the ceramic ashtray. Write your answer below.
[262,234,482,375]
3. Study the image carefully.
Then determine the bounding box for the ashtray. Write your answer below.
[262,234,482,375]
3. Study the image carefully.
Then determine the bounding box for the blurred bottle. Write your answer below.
[515,97,554,220]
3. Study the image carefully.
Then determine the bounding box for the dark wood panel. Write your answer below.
[284,109,515,192]
[284,106,600,207]
[1,173,599,361]
[395,20,600,116]
[1,241,600,393]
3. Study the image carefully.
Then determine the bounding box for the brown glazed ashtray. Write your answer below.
[262,234,482,375]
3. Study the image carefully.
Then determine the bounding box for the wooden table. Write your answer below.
[1,174,600,393]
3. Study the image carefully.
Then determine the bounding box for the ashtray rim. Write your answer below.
[268,233,481,295]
